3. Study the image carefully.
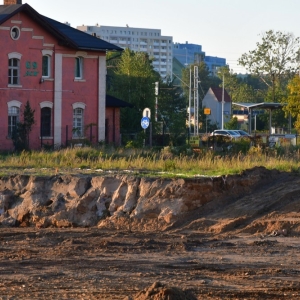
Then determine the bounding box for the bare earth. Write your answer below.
[1,170,300,299]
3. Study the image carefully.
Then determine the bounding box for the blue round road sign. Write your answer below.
[141,117,150,129]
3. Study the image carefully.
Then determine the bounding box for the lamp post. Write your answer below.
[217,67,225,130]
[221,73,225,130]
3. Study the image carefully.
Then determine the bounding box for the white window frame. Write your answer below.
[8,52,22,87]
[72,102,86,138]
[41,50,53,79]
[7,100,22,138]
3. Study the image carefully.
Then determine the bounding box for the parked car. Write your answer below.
[234,130,251,137]
[211,130,241,140]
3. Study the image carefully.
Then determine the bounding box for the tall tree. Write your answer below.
[216,66,256,103]
[12,100,35,151]
[157,79,187,145]
[108,49,159,134]
[284,75,300,132]
[238,30,300,103]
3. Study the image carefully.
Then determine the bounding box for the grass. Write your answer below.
[0,145,299,177]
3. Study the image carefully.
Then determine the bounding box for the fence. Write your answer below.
[0,125,99,151]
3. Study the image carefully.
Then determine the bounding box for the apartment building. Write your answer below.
[77,25,173,79]
[173,42,226,75]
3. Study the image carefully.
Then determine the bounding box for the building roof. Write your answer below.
[0,3,123,52]
[232,102,286,110]
[210,87,231,103]
[106,95,133,108]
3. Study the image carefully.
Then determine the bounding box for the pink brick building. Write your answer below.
[0,0,123,150]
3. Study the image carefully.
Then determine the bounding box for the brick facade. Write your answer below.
[0,3,122,150]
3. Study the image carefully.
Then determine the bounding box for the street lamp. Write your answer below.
[217,67,225,130]
[221,73,225,130]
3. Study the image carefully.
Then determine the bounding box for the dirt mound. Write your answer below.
[124,282,197,300]
[1,167,300,238]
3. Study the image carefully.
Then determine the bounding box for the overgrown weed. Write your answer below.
[0,145,299,177]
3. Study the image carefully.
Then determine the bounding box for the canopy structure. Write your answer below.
[232,102,290,134]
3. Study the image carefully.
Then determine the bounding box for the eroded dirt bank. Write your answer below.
[1,167,300,299]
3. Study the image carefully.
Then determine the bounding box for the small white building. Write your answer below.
[202,87,232,128]
[77,24,173,79]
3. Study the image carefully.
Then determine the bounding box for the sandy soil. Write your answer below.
[0,227,300,299]
[1,169,300,299]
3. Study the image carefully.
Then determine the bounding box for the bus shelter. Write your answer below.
[232,102,290,135]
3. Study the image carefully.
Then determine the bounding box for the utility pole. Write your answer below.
[155,81,159,122]
[194,66,199,135]
[221,73,225,130]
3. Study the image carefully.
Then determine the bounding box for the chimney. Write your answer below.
[4,0,22,4]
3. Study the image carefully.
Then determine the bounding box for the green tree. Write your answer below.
[224,117,238,130]
[216,66,257,103]
[12,101,35,151]
[238,30,300,103]
[108,49,159,134]
[157,79,187,145]
[284,76,300,132]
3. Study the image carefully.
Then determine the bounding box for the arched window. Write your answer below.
[8,106,20,138]
[41,107,52,137]
[73,108,84,138]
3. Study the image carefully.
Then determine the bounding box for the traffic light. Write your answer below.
[155,81,159,96]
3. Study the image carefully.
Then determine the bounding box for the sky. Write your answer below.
[22,0,300,74]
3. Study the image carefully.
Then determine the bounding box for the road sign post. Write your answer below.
[204,108,211,134]
[141,116,150,147]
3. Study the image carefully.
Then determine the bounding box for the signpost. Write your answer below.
[204,108,211,134]
[141,117,150,129]
[141,114,151,147]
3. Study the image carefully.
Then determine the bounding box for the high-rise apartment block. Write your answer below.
[77,25,173,79]
[173,42,226,75]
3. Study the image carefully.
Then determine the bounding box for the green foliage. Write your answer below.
[284,76,300,132]
[225,117,239,130]
[157,79,187,145]
[216,66,256,104]
[238,30,299,103]
[12,101,35,151]
[0,145,300,177]
[108,48,159,134]
[163,159,176,171]
[232,138,252,154]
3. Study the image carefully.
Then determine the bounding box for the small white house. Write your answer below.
[202,87,232,128]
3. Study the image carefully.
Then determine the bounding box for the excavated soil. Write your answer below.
[1,168,300,299]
